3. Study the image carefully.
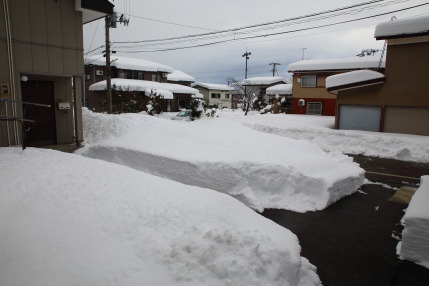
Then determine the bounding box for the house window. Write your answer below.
[225,94,230,99]
[152,74,161,82]
[138,71,144,80]
[211,93,221,99]
[301,75,316,87]
[306,102,322,115]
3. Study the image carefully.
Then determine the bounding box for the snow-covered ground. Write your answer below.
[0,147,321,286]
[77,109,364,213]
[217,110,429,163]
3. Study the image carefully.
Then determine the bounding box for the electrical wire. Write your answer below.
[112,0,406,46]
[114,2,428,53]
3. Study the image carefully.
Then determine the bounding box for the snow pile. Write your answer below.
[266,83,292,95]
[375,15,429,39]
[398,175,429,269]
[326,70,385,90]
[167,70,196,82]
[192,82,235,91]
[219,112,429,163]
[0,147,321,286]
[288,56,385,72]
[89,78,199,95]
[78,109,364,213]
[85,54,174,73]
[242,76,288,86]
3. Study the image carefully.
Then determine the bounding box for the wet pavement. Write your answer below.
[262,155,429,286]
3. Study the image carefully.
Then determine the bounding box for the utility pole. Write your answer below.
[242,51,251,79]
[299,48,307,60]
[104,12,129,114]
[269,62,281,77]
[242,51,251,116]
[105,15,112,114]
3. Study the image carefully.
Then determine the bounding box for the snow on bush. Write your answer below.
[0,147,321,286]
[78,109,364,213]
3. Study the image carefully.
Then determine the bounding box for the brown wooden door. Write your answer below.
[21,80,57,146]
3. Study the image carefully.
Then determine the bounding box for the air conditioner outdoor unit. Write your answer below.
[298,99,305,106]
[162,73,168,78]
[96,70,104,76]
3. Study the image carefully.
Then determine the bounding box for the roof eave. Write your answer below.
[375,31,429,40]
[326,78,385,94]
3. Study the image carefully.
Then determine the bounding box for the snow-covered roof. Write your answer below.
[167,70,195,83]
[266,84,292,95]
[89,78,199,95]
[241,77,288,86]
[192,83,234,91]
[85,55,174,73]
[326,70,385,94]
[288,56,385,72]
[375,15,429,39]
[192,93,204,99]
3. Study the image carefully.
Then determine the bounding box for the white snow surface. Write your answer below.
[217,111,429,163]
[192,82,235,91]
[0,147,321,286]
[288,56,385,72]
[399,176,429,269]
[241,76,288,86]
[266,84,293,95]
[325,70,385,89]
[167,70,196,82]
[78,109,364,213]
[375,15,429,38]
[89,78,199,95]
[85,54,174,73]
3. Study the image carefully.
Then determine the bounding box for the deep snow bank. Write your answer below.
[399,176,429,269]
[77,109,364,213]
[0,147,321,286]
[219,112,429,163]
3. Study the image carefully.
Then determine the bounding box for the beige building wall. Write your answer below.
[292,73,337,100]
[0,0,84,148]
[337,40,429,107]
[336,38,429,135]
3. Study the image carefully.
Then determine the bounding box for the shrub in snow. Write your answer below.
[98,84,146,114]
[188,99,205,121]
[260,105,273,114]
[145,89,164,116]
[205,108,217,117]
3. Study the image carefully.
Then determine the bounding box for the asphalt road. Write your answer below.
[262,155,429,286]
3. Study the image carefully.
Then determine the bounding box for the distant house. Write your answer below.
[288,56,385,116]
[0,0,113,150]
[89,78,199,112]
[167,70,195,87]
[241,76,288,97]
[84,55,174,111]
[192,83,234,109]
[266,84,292,113]
[326,16,429,136]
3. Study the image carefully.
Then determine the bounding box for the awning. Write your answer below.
[326,70,385,94]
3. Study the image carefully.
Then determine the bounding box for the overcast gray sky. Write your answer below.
[83,0,429,84]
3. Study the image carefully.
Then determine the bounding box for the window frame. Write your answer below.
[306,102,322,115]
[300,75,317,87]
[211,93,221,99]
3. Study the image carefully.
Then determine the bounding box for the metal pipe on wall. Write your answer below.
[3,0,19,145]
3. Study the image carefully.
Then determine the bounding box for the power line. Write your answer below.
[114,2,428,53]
[112,0,407,46]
